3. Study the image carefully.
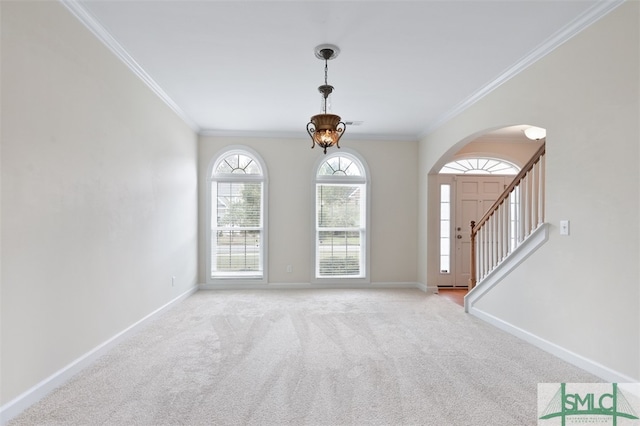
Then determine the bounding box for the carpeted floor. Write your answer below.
[9,289,600,425]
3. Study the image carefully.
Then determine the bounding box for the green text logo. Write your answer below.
[539,383,639,426]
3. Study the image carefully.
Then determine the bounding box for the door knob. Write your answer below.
[457,235,462,239]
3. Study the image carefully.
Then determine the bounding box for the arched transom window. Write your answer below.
[315,152,369,281]
[208,148,267,282]
[440,158,519,175]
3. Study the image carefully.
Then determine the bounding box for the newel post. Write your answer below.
[469,221,477,290]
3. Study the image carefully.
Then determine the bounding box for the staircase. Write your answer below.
[465,143,547,312]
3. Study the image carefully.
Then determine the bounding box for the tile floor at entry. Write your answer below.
[437,288,468,306]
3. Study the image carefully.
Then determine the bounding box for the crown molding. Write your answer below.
[60,0,200,133]
[61,0,623,141]
[420,0,625,139]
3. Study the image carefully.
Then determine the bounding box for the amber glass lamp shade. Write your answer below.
[307,113,346,154]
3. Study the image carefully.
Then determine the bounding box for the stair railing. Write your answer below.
[469,143,546,289]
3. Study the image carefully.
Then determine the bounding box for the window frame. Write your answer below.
[206,146,268,285]
[439,183,452,275]
[312,149,370,284]
[439,157,519,175]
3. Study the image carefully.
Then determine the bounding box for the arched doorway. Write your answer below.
[438,158,519,287]
[434,125,543,288]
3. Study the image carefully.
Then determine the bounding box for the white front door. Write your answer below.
[454,176,507,287]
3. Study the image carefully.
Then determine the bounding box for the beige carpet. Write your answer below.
[9,289,599,425]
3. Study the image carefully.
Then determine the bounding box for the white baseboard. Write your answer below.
[199,281,426,291]
[0,286,198,425]
[417,283,439,293]
[469,306,639,384]
[463,222,637,383]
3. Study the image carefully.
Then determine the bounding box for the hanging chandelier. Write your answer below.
[306,44,346,154]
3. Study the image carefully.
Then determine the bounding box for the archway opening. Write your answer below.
[430,124,545,290]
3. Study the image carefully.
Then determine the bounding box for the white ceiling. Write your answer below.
[69,0,616,141]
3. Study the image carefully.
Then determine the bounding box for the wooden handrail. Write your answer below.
[468,143,546,290]
[471,143,545,235]
[469,220,476,290]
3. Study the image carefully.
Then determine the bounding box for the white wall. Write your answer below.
[418,2,639,380]
[199,137,419,286]
[452,138,543,169]
[1,1,198,405]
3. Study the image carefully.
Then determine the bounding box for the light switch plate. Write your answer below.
[560,220,570,236]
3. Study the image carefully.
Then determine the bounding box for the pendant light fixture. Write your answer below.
[307,44,346,154]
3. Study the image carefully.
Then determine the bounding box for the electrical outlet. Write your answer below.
[286,265,293,273]
[560,220,570,236]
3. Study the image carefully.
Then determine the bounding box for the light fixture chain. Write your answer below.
[323,59,329,113]
[324,59,328,86]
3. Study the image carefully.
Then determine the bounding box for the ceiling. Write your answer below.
[68,0,614,141]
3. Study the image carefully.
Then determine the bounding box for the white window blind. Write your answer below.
[209,150,266,280]
[212,181,263,276]
[315,153,368,279]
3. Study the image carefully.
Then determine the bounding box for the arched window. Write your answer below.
[439,158,519,175]
[314,151,369,281]
[208,147,267,283]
